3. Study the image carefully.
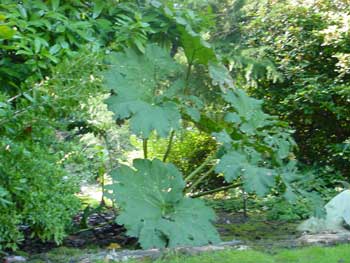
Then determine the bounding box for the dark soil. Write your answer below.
[19,210,137,255]
[16,209,301,259]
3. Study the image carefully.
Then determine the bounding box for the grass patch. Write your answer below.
[28,247,102,263]
[126,245,350,263]
[28,244,350,262]
[274,245,350,263]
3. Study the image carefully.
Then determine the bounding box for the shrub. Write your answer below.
[0,135,80,249]
[238,0,350,177]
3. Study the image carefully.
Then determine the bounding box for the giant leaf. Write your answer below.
[223,89,272,135]
[208,62,234,91]
[160,4,216,65]
[242,165,275,196]
[223,90,263,119]
[215,151,246,181]
[104,44,182,138]
[106,159,220,249]
[178,26,216,65]
[264,134,293,161]
[215,150,275,196]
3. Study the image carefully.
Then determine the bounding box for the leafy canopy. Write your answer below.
[213,88,296,196]
[104,42,224,138]
[101,1,327,250]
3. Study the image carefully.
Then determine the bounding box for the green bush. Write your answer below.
[0,210,22,251]
[0,0,99,91]
[265,199,310,222]
[236,0,350,177]
[164,130,217,176]
[0,0,204,250]
[0,135,80,250]
[0,47,104,250]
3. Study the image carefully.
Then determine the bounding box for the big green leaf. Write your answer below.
[178,26,216,65]
[223,89,272,135]
[242,165,275,196]
[223,89,263,119]
[264,134,293,161]
[105,159,220,249]
[208,62,234,91]
[104,44,182,138]
[215,150,275,196]
[215,151,246,181]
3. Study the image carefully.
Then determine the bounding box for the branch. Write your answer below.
[189,183,241,199]
[184,50,196,95]
[101,133,115,206]
[7,88,34,103]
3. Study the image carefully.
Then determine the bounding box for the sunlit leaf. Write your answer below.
[106,159,220,249]
[104,44,182,138]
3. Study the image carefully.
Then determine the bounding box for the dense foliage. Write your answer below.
[213,0,350,178]
[0,0,107,250]
[0,0,348,252]
[102,2,319,245]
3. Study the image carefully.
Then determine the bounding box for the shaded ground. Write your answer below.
[216,212,301,251]
[21,211,300,254]
[19,210,137,256]
[10,192,306,262]
[18,209,303,263]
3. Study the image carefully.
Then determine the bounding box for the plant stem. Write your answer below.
[185,155,215,183]
[186,165,216,193]
[163,130,175,162]
[185,62,193,83]
[143,138,148,159]
[102,133,114,206]
[242,190,248,220]
[189,183,241,199]
[184,51,195,94]
[7,88,34,103]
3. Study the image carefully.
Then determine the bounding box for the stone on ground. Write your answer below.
[298,190,350,234]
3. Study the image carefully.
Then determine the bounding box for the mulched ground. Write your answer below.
[17,209,301,256]
[19,210,137,255]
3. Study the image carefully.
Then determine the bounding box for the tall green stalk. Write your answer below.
[186,165,216,193]
[185,155,216,183]
[163,130,175,162]
[102,133,114,206]
[143,139,148,159]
